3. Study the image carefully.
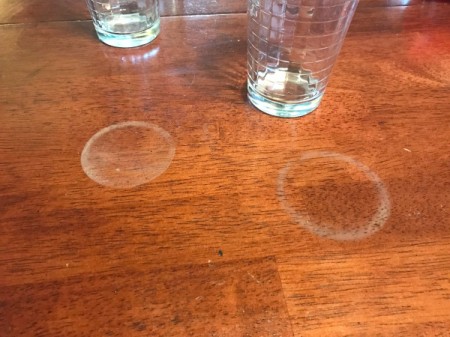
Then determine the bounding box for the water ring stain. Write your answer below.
[81,121,175,188]
[277,151,391,241]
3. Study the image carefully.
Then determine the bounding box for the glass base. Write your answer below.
[94,19,160,48]
[247,81,324,118]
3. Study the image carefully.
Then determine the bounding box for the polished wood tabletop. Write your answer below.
[1,0,449,336]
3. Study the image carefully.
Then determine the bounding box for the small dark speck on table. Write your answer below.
[132,321,147,331]
[218,249,223,257]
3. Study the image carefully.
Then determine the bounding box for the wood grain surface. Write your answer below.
[1,257,293,337]
[0,0,427,24]
[1,1,450,336]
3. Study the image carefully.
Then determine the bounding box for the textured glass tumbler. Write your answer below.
[247,0,359,117]
[86,0,160,48]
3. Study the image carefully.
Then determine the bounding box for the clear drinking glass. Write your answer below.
[86,0,160,48]
[247,0,359,117]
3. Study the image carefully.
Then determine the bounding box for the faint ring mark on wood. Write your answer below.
[277,151,391,241]
[81,121,175,189]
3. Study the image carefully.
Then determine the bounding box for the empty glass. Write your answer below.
[86,0,160,48]
[247,0,359,117]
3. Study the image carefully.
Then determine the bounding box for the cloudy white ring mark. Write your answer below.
[277,151,391,241]
[81,121,175,189]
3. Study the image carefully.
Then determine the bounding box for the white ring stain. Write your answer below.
[277,151,391,241]
[81,121,175,189]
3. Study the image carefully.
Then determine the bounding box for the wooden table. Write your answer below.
[1,1,449,336]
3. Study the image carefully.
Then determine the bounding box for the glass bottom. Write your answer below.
[247,81,324,118]
[94,19,160,48]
